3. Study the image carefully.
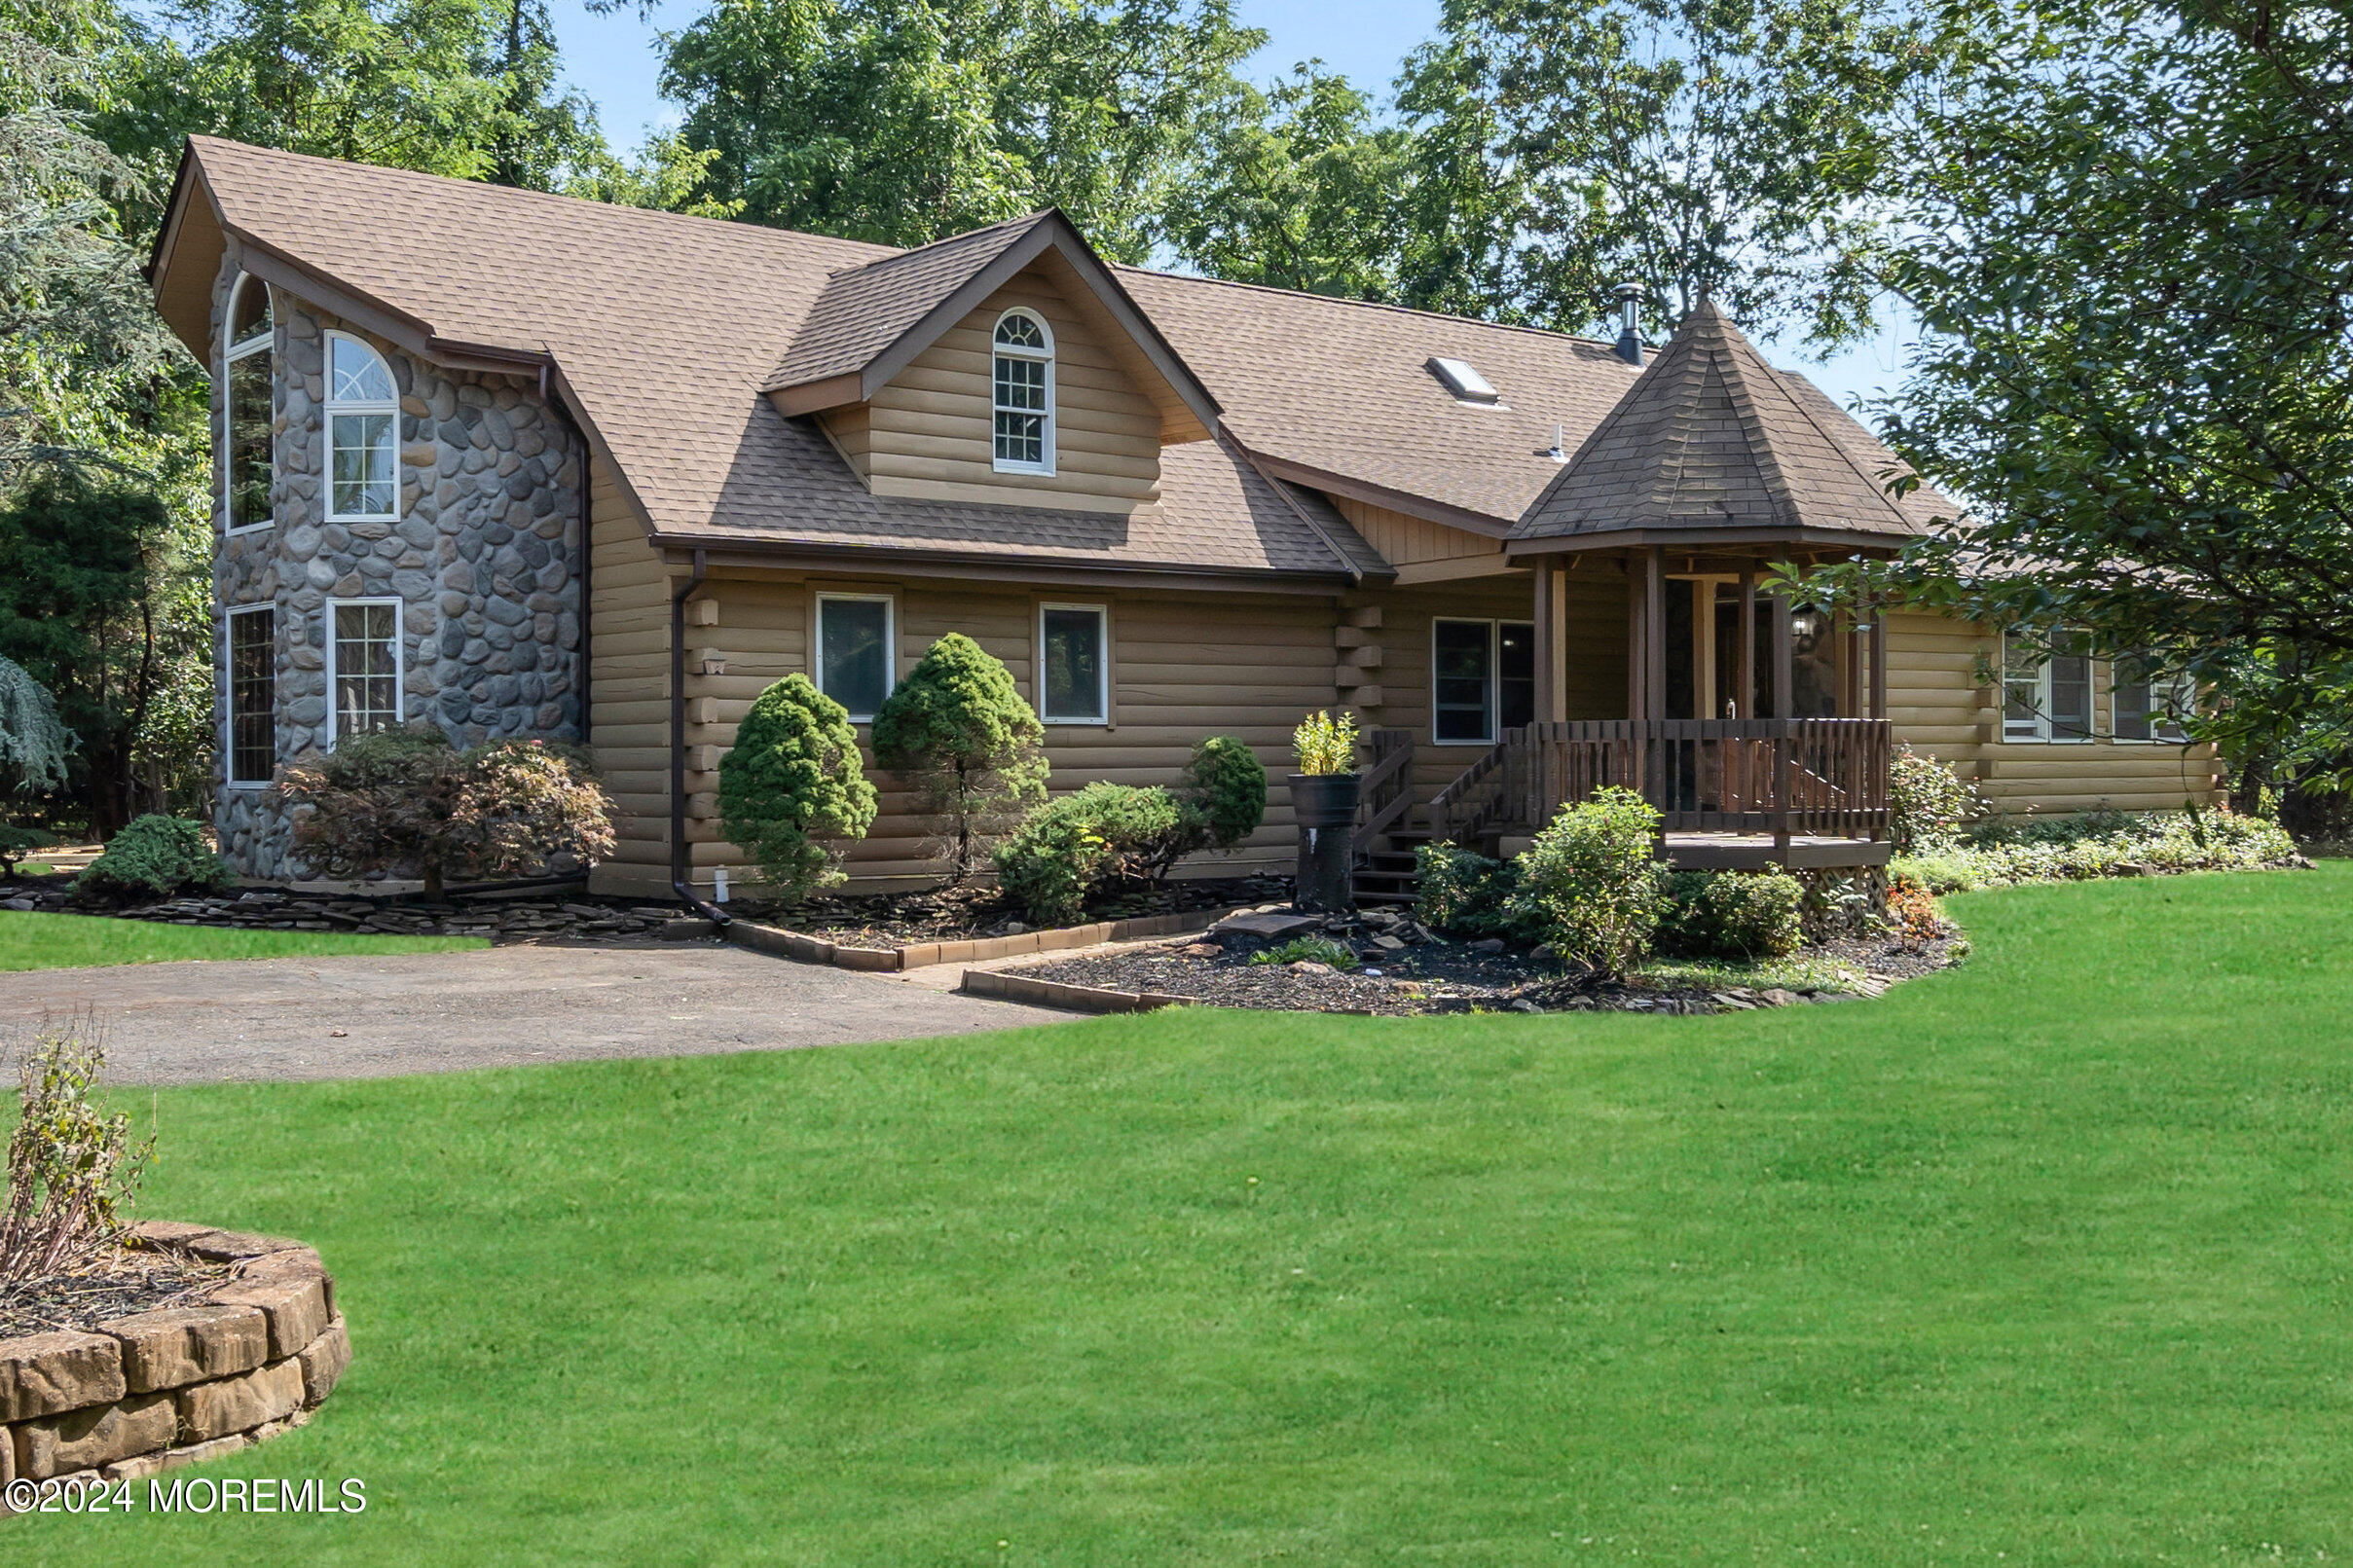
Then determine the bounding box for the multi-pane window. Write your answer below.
[2003,626,2092,741]
[327,334,399,520]
[1433,618,1535,744]
[991,310,1052,473]
[816,594,893,721]
[2114,657,2191,743]
[227,605,276,784]
[223,275,274,531]
[329,601,401,743]
[1040,604,1108,723]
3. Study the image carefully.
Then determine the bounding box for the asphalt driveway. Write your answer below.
[0,940,1066,1084]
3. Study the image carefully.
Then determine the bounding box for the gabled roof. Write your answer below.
[763,212,1221,440]
[1509,301,1955,551]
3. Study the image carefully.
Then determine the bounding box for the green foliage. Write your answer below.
[1657,869,1805,962]
[717,675,877,901]
[1893,807,2299,894]
[1,1012,151,1283]
[657,0,1261,258]
[1292,710,1357,775]
[1889,743,1986,855]
[0,652,71,792]
[0,820,57,872]
[1248,934,1358,970]
[75,811,228,900]
[1507,787,1667,977]
[1414,842,1534,941]
[871,633,1048,883]
[280,727,616,898]
[991,781,1184,927]
[1179,735,1266,851]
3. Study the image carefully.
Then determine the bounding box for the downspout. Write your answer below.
[671,547,728,925]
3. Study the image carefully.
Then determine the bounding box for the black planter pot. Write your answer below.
[1287,771,1362,911]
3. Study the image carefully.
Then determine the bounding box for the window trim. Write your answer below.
[813,591,896,723]
[2114,658,2193,745]
[2002,625,2095,745]
[223,602,276,788]
[1037,602,1110,726]
[990,308,1056,478]
[222,274,275,535]
[323,597,405,748]
[323,330,402,524]
[1429,616,1535,748]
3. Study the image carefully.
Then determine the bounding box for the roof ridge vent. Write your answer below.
[1427,355,1505,407]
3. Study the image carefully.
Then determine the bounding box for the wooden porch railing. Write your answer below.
[1431,718,1891,846]
[1351,727,1415,859]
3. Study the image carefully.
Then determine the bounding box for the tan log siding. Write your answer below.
[586,457,673,893]
[818,404,870,479]
[1883,608,2224,815]
[1332,496,1498,565]
[864,267,1163,515]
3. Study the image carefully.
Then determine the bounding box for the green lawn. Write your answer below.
[0,909,484,969]
[21,865,2353,1562]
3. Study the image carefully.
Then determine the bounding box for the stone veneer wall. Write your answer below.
[0,1223,349,1494]
[209,254,587,878]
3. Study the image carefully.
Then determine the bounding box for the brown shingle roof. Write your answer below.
[1510,301,1953,546]
[765,214,1050,392]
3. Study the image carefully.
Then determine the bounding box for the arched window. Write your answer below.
[325,332,399,521]
[222,275,275,531]
[991,310,1053,475]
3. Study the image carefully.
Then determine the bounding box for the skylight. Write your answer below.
[1427,356,1503,406]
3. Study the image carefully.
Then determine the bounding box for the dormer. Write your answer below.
[763,213,1220,516]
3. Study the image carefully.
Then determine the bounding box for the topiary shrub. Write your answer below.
[1180,735,1267,852]
[992,782,1186,926]
[718,674,878,901]
[870,634,1047,883]
[76,814,231,901]
[281,728,615,899]
[1889,745,1987,853]
[1658,869,1805,961]
[1507,786,1666,977]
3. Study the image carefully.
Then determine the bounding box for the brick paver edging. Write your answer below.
[724,904,1246,973]
[2,1222,350,1505]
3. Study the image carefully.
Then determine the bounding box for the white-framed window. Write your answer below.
[815,592,894,721]
[1432,618,1535,745]
[991,309,1054,475]
[2114,657,2192,743]
[325,332,400,522]
[2003,626,2093,742]
[326,599,402,745]
[222,274,275,532]
[1039,603,1109,724]
[225,603,276,785]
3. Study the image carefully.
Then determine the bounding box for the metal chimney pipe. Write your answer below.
[1612,282,1644,366]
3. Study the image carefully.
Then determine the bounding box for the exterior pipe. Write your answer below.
[671,547,729,926]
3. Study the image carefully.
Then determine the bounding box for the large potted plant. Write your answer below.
[1288,710,1360,912]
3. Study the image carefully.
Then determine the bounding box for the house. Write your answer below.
[146,136,2224,900]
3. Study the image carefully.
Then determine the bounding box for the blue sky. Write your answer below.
[549,0,1914,422]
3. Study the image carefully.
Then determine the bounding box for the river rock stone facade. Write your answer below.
[209,254,585,878]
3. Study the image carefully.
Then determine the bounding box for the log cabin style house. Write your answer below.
[148,137,2224,901]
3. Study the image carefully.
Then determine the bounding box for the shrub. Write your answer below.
[0,822,57,874]
[1886,871,1943,945]
[1658,869,1805,961]
[282,728,615,899]
[76,814,230,901]
[1249,934,1358,969]
[870,634,1048,883]
[1415,843,1530,940]
[717,675,878,901]
[1293,710,1358,774]
[992,782,1185,926]
[2,1013,151,1285]
[1893,806,2298,893]
[1507,786,1666,977]
[1181,735,1267,851]
[1889,745,1986,853]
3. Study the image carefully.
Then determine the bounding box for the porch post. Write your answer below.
[1626,563,1644,722]
[1771,591,1794,720]
[1841,606,1860,718]
[1738,570,1756,720]
[1531,557,1557,726]
[1868,593,1889,720]
[1644,546,1667,723]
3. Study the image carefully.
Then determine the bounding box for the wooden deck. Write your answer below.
[1489,831,1893,870]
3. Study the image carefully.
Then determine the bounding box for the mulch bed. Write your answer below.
[0,1247,234,1339]
[762,874,1291,946]
[0,875,699,943]
[1015,906,1965,1016]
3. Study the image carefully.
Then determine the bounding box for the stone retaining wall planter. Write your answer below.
[1,1222,348,1508]
[725,904,1248,973]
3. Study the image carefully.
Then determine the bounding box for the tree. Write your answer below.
[1847,0,2353,805]
[657,0,1261,256]
[870,633,1047,883]
[717,674,877,899]
[0,654,72,797]
[1389,0,1931,343]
